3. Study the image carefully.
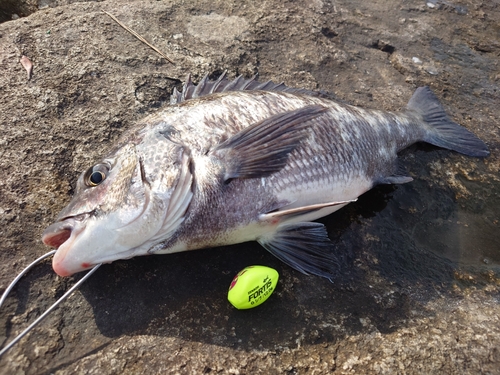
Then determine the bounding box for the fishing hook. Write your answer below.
[0,250,101,357]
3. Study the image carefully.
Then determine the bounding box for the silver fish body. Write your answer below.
[42,74,489,277]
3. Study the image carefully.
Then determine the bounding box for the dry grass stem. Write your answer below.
[103,11,175,64]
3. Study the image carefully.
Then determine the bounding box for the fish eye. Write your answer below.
[85,164,109,187]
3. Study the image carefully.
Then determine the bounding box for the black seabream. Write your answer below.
[42,74,490,278]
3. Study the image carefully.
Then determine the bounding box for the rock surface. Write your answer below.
[0,0,499,374]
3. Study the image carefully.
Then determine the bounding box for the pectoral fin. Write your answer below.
[258,222,339,279]
[211,105,326,181]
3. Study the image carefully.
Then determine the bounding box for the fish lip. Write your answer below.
[48,213,91,277]
[46,210,143,275]
[58,211,93,224]
[42,212,91,249]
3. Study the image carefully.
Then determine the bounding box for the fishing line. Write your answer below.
[0,251,101,357]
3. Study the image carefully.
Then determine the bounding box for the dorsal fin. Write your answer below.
[170,72,330,104]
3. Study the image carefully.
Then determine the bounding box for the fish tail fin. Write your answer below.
[407,87,489,157]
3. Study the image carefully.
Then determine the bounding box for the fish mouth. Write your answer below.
[42,213,90,276]
[42,222,72,249]
[42,213,89,248]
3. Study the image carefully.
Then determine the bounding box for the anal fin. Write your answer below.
[377,161,413,185]
[378,175,413,184]
[257,222,340,279]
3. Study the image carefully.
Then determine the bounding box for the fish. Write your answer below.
[41,73,490,278]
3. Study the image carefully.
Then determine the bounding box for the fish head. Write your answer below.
[42,139,193,277]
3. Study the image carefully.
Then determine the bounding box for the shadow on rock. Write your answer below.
[78,246,416,351]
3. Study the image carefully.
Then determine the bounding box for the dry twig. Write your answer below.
[103,11,175,64]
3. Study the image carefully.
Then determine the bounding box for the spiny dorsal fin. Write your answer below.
[170,72,329,104]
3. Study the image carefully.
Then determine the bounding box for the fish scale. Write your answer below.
[41,74,489,278]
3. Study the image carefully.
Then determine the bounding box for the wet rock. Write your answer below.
[0,0,499,374]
